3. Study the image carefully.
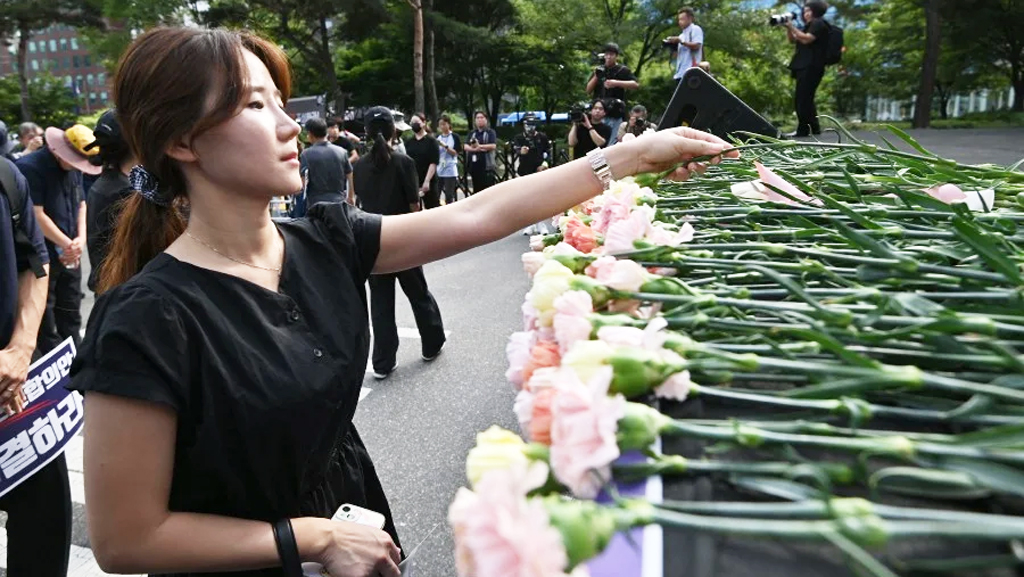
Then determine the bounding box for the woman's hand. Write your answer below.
[315,519,401,577]
[609,126,739,181]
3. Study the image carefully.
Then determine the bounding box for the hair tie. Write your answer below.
[129,165,170,207]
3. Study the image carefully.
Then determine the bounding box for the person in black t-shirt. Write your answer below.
[784,1,830,137]
[568,100,612,160]
[326,116,359,163]
[586,43,639,145]
[83,109,136,294]
[465,111,498,195]
[403,112,441,209]
[512,115,550,177]
[355,107,445,378]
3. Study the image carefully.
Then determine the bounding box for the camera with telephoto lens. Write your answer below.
[628,117,648,136]
[469,136,479,146]
[569,102,587,124]
[768,12,798,26]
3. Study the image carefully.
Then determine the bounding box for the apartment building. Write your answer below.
[0,24,111,114]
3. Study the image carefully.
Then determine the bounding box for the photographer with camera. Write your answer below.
[465,111,498,195]
[585,43,638,146]
[513,114,550,177]
[618,104,658,141]
[781,1,830,137]
[666,7,704,80]
[568,100,612,161]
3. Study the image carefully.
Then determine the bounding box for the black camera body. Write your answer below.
[768,12,797,26]
[569,103,587,124]
[661,37,675,50]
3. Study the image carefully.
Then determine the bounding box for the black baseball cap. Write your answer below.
[364,106,395,130]
[84,109,122,152]
[603,42,621,54]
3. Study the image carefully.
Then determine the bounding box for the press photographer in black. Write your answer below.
[568,100,612,160]
[585,43,639,146]
[782,1,829,137]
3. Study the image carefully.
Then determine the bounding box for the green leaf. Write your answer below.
[832,220,911,267]
[870,467,991,500]
[729,476,825,502]
[952,423,1024,448]
[819,192,882,231]
[823,532,900,577]
[888,293,947,317]
[951,216,1023,284]
[935,456,1024,499]
[883,124,940,158]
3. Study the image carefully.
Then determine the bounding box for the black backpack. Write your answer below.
[824,20,844,66]
[0,160,47,278]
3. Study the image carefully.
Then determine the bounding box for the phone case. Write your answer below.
[331,503,386,529]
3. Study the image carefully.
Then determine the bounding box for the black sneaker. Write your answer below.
[422,341,446,362]
[372,366,395,380]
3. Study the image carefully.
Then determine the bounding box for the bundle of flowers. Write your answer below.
[450,124,1024,577]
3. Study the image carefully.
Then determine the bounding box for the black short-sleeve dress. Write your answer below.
[69,202,400,577]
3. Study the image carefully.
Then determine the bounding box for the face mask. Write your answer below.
[412,122,423,133]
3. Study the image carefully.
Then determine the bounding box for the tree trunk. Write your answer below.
[409,0,425,114]
[913,0,941,128]
[424,0,439,122]
[1013,63,1023,112]
[16,22,32,121]
[317,16,344,117]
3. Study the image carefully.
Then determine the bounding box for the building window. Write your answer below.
[73,55,80,68]
[49,39,57,52]
[71,38,79,50]
[31,59,38,71]
[100,91,108,101]
[60,38,68,51]
[76,75,83,90]
[87,73,94,86]
[64,57,70,69]
[51,59,58,70]
[97,72,105,86]
[89,92,96,102]
[65,75,72,85]
[84,55,91,66]
[28,41,36,53]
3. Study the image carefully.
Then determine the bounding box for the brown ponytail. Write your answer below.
[97,27,291,293]
[96,195,186,293]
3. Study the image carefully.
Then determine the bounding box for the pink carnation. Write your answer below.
[522,252,547,277]
[530,235,546,251]
[602,210,651,254]
[553,291,594,355]
[564,215,601,254]
[923,183,966,204]
[549,366,626,499]
[585,256,646,292]
[591,189,636,234]
[506,331,538,389]
[448,461,570,577]
[755,162,820,206]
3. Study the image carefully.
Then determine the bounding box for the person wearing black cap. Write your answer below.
[354,106,446,379]
[84,109,137,294]
[586,42,639,146]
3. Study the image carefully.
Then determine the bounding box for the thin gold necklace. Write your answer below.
[184,230,283,274]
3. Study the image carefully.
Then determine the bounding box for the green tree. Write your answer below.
[0,73,79,129]
[0,0,103,121]
[949,0,1024,111]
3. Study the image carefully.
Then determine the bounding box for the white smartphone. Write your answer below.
[300,504,388,576]
[331,503,386,529]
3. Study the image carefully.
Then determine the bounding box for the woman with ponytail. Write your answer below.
[68,26,735,577]
[354,106,445,379]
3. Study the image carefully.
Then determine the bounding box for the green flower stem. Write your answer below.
[612,454,853,485]
[656,498,1024,529]
[687,383,1019,427]
[656,419,1024,467]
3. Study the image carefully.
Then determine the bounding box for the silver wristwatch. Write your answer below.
[586,148,613,190]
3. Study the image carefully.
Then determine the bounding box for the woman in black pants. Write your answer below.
[355,107,446,379]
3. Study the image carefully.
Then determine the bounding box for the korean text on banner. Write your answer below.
[0,337,81,499]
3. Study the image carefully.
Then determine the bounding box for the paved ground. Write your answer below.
[0,126,1020,576]
[829,127,1023,167]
